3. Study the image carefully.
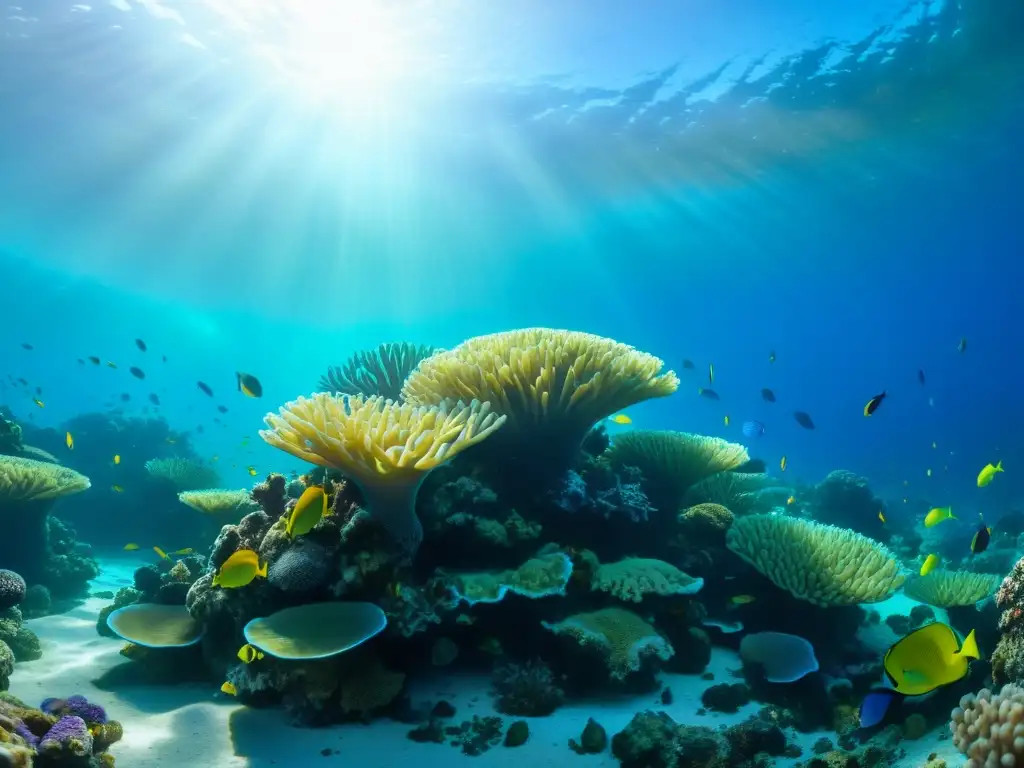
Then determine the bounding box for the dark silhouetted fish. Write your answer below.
[682,359,695,370]
[88,356,100,365]
[864,391,887,417]
[149,393,161,405]
[120,393,131,402]
[20,343,32,350]
[162,355,168,362]
[197,381,213,397]
[742,421,765,438]
[237,372,263,398]
[793,411,815,430]
[918,369,926,385]
[698,388,720,400]
[130,367,145,380]
[135,339,147,352]
[217,405,228,414]
[761,388,775,403]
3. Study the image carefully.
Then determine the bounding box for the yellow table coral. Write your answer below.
[726,514,905,607]
[260,394,505,555]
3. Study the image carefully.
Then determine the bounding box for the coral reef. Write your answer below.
[951,684,1024,766]
[491,659,564,716]
[542,607,673,680]
[317,342,437,401]
[812,470,887,538]
[177,489,257,517]
[0,606,42,663]
[726,514,905,606]
[0,691,121,766]
[590,557,703,602]
[0,571,25,611]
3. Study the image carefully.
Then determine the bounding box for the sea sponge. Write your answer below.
[904,571,1001,607]
[451,552,573,605]
[260,394,506,555]
[542,607,674,679]
[144,457,219,491]
[951,684,1024,766]
[726,514,905,607]
[591,557,703,603]
[267,541,334,593]
[338,658,406,714]
[243,602,387,660]
[177,488,256,516]
[0,456,90,501]
[318,342,437,401]
[607,431,749,512]
[0,572,25,611]
[401,329,678,470]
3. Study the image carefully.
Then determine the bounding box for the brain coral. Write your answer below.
[401,328,678,470]
[607,431,749,513]
[904,571,1001,607]
[318,342,437,401]
[591,557,703,603]
[951,684,1024,767]
[267,541,334,593]
[0,571,26,610]
[542,607,674,679]
[726,514,905,606]
[260,394,505,556]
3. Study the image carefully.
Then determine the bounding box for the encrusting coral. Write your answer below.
[317,342,437,401]
[401,328,678,477]
[542,607,674,680]
[607,431,749,513]
[726,514,905,606]
[590,557,703,603]
[260,394,506,556]
[449,552,573,605]
[904,570,1001,607]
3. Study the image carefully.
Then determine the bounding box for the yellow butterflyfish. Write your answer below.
[237,644,265,664]
[286,486,328,538]
[212,549,266,588]
[220,681,237,696]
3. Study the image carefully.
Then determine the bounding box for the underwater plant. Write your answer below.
[317,342,437,400]
[401,328,678,479]
[260,394,506,556]
[726,514,905,606]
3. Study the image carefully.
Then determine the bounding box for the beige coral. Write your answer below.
[0,455,90,501]
[951,684,1024,766]
[726,514,905,607]
[542,607,673,679]
[904,570,1001,607]
[177,488,257,516]
[592,557,703,602]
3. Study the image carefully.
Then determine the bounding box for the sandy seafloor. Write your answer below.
[7,559,964,767]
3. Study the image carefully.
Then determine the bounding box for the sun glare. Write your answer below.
[263,1,414,111]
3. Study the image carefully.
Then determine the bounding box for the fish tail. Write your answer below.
[257,561,268,578]
[997,461,1004,472]
[958,629,981,661]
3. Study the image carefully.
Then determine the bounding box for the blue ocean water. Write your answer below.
[0,1,1022,764]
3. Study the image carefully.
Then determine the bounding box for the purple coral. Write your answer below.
[40,695,107,725]
[39,715,93,757]
[14,722,39,746]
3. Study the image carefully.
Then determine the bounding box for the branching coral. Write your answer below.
[591,557,703,602]
[904,571,1001,607]
[951,684,1024,766]
[260,393,506,555]
[543,607,674,680]
[607,431,749,513]
[401,328,678,473]
[726,514,905,606]
[318,342,437,400]
[178,488,256,516]
[145,457,220,491]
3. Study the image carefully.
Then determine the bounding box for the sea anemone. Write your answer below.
[317,342,437,401]
[260,394,505,555]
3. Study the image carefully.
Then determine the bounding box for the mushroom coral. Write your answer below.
[401,328,678,477]
[0,456,90,582]
[260,394,506,556]
[606,431,749,513]
[318,342,437,401]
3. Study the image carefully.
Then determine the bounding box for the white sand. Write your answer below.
[5,560,962,767]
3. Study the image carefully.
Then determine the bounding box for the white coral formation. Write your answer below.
[726,514,905,607]
[951,684,1024,767]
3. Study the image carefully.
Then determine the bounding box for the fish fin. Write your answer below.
[958,629,981,661]
[257,561,268,578]
[997,461,1004,472]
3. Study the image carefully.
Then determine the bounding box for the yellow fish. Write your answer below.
[920,553,940,576]
[107,361,117,368]
[220,681,237,696]
[65,432,73,450]
[977,461,1004,488]
[608,414,632,425]
[32,397,44,408]
[883,622,978,696]
[878,510,886,524]
[924,506,955,527]
[247,466,258,476]
[723,415,730,427]
[172,548,194,555]
[212,549,267,588]
[786,495,795,505]
[779,456,787,472]
[730,595,756,605]
[237,644,265,664]
[153,546,169,560]
[123,543,139,551]
[111,485,124,493]
[113,454,121,465]
[287,486,328,538]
